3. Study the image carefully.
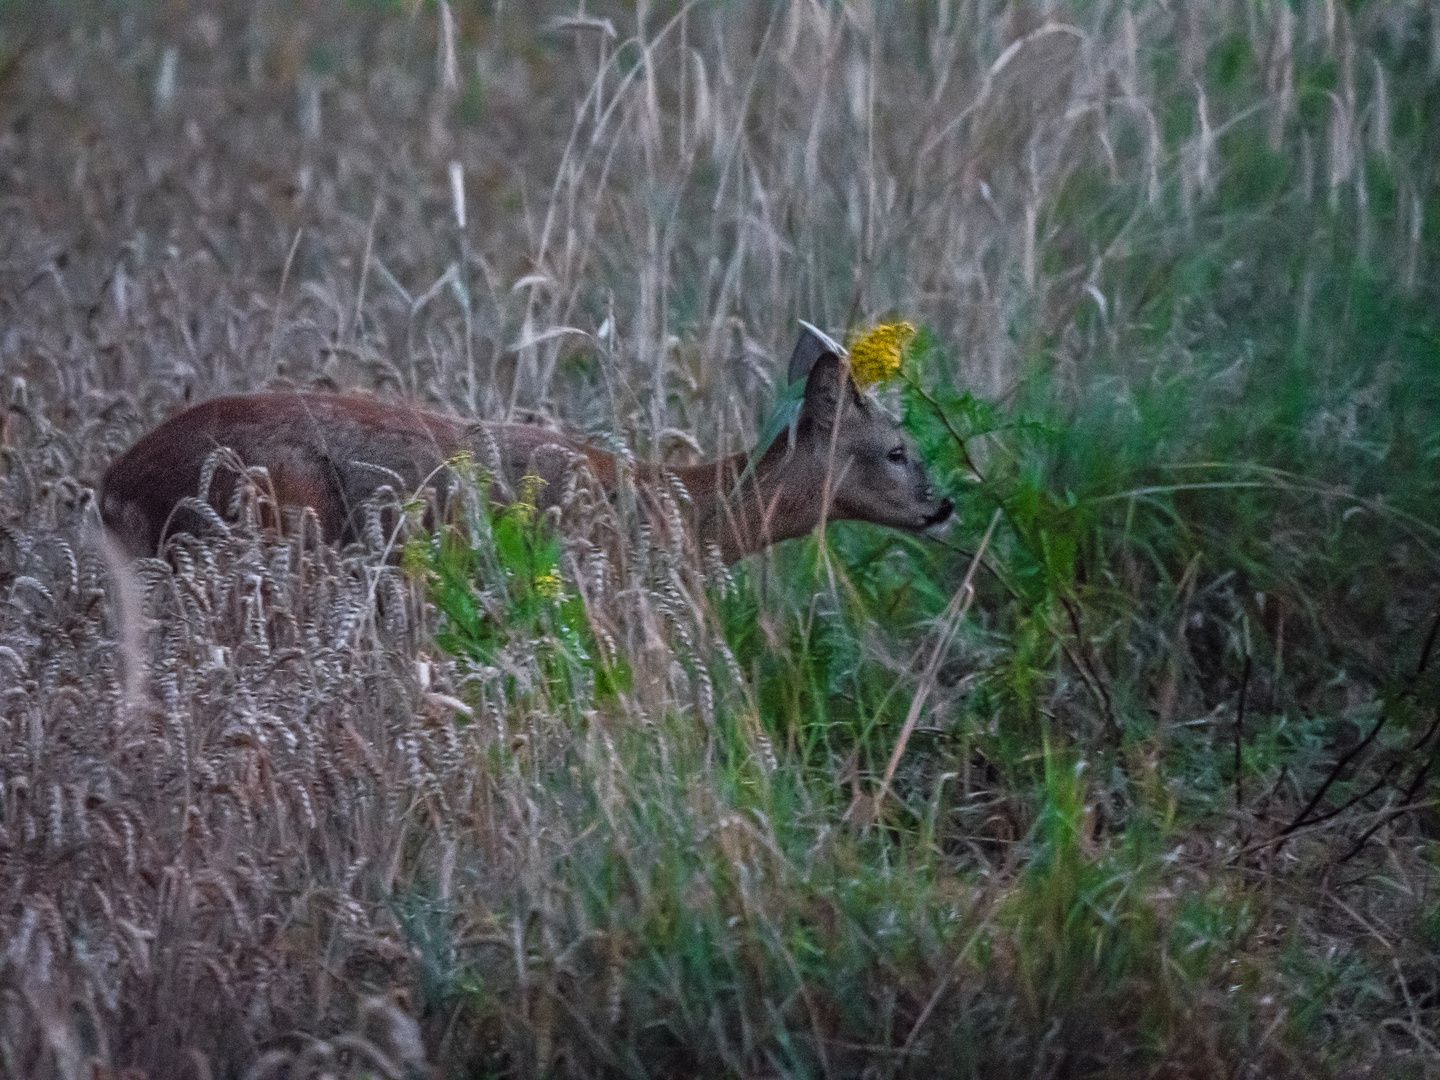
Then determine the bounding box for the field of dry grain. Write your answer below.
[2,3,1438,1078]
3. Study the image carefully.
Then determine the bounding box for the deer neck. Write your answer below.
[664,442,829,565]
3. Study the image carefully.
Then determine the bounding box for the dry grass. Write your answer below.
[2,3,1438,1078]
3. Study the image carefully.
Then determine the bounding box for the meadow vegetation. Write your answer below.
[0,2,1437,1077]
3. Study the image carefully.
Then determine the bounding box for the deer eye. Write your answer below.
[887,446,907,464]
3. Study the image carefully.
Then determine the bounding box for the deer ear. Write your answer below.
[787,323,842,385]
[798,350,844,425]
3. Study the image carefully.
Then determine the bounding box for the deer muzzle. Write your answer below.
[923,497,954,528]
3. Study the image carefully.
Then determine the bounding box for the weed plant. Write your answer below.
[0,2,1437,1078]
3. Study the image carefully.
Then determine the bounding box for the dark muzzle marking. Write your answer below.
[923,498,954,528]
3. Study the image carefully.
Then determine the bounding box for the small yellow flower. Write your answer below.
[513,473,547,525]
[533,569,564,600]
[400,538,430,579]
[517,473,547,507]
[846,321,915,389]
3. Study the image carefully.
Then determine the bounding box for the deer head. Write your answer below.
[787,327,954,529]
[688,328,954,562]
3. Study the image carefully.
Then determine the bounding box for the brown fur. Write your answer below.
[100,353,952,565]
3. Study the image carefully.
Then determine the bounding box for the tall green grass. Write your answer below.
[405,5,1439,1072]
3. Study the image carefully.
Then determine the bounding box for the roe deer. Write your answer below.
[99,328,953,564]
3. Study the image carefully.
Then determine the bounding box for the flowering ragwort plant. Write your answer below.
[846,320,915,390]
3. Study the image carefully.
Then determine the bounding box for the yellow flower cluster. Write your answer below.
[533,569,564,600]
[517,473,547,506]
[513,473,547,525]
[846,321,915,389]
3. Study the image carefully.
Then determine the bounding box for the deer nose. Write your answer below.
[924,498,954,527]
